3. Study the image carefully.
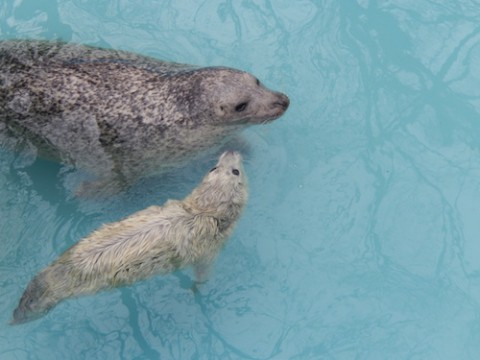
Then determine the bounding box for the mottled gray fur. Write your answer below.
[0,40,288,194]
[12,151,248,324]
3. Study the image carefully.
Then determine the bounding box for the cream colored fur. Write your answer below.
[12,151,247,324]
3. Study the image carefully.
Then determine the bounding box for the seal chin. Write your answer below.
[251,108,289,125]
[262,108,289,124]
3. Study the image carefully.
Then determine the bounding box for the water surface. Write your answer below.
[1,1,480,359]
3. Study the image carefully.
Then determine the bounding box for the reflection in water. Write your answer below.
[2,0,480,359]
[1,0,72,39]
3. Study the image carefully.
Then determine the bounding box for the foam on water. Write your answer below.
[2,0,480,359]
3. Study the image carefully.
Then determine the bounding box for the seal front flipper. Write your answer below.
[193,256,216,284]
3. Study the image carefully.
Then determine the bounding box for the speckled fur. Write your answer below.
[11,151,248,324]
[0,40,288,193]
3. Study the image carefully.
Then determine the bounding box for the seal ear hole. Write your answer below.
[232,169,240,176]
[235,102,248,112]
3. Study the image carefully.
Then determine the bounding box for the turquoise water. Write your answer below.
[2,0,480,358]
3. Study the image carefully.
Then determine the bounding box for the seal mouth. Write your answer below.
[262,106,289,124]
[273,94,290,112]
[225,113,285,126]
[256,107,289,125]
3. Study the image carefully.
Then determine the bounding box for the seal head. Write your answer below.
[191,68,290,126]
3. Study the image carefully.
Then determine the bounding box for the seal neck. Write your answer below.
[183,187,246,235]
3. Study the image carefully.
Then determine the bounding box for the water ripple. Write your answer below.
[2,0,480,359]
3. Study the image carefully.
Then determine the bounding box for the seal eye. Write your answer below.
[235,102,248,112]
[232,169,240,176]
[210,167,217,172]
[256,78,260,86]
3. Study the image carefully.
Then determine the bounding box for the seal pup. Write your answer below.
[11,151,248,324]
[0,40,288,195]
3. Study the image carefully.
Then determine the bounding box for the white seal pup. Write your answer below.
[11,151,248,324]
[0,40,288,195]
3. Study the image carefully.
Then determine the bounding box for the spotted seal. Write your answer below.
[11,150,248,324]
[0,40,288,195]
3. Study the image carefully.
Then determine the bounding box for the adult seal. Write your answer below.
[0,40,289,194]
[12,151,248,324]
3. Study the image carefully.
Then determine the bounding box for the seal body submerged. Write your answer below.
[12,151,248,324]
[0,40,288,194]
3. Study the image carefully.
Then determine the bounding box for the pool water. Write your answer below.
[2,0,480,359]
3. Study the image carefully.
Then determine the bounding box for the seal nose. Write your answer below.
[218,150,243,165]
[273,93,290,111]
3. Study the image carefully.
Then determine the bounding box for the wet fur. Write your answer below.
[12,151,248,324]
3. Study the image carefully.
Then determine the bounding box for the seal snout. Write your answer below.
[219,150,242,160]
[273,93,290,111]
[218,150,243,168]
